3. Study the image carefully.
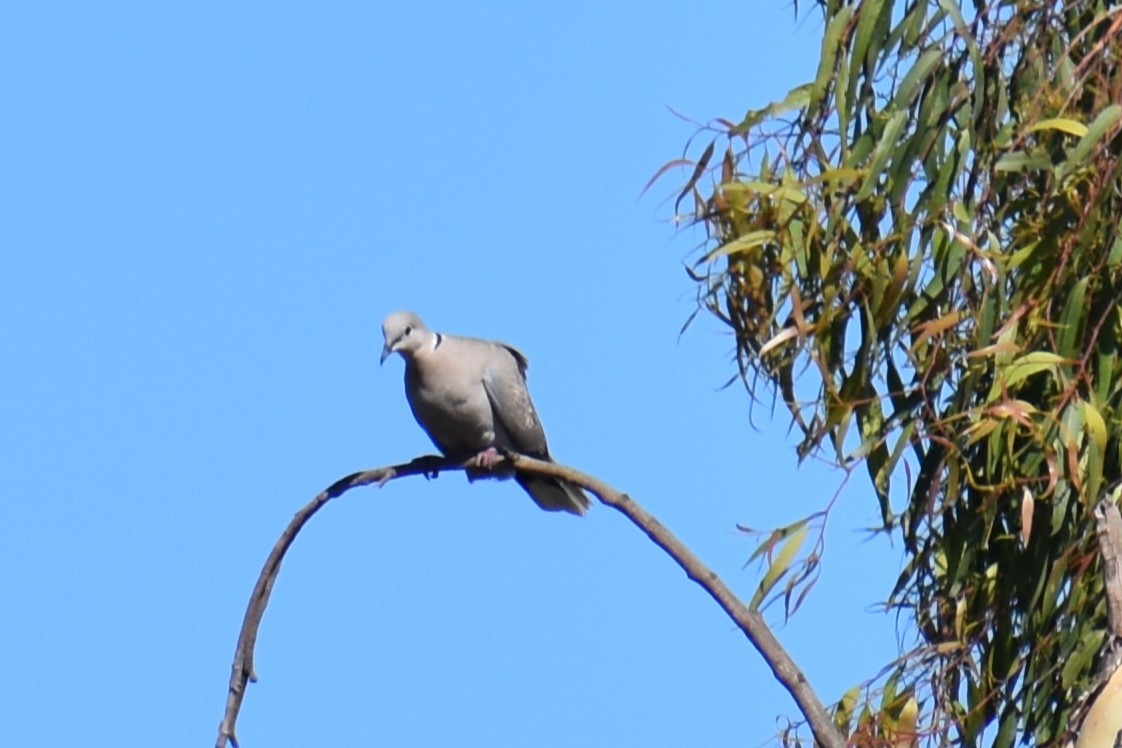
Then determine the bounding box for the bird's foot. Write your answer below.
[465,447,515,483]
[469,447,503,470]
[376,468,397,488]
[411,454,445,480]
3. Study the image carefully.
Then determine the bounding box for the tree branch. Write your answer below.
[1094,496,1122,639]
[1068,496,1122,748]
[215,455,846,748]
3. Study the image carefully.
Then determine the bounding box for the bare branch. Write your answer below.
[1094,496,1122,638]
[507,454,845,748]
[214,455,454,748]
[215,454,846,748]
[1067,496,1122,748]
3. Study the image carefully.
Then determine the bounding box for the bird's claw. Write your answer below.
[469,447,503,470]
[411,454,445,480]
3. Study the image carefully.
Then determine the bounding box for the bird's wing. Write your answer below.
[479,341,549,457]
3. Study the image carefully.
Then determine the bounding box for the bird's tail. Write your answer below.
[516,475,591,516]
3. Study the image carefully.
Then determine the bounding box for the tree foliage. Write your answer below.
[670,1,1122,745]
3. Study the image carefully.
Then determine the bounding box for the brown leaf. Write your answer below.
[675,140,715,213]
[640,158,695,198]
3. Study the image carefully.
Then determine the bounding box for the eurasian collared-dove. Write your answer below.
[380,311,590,515]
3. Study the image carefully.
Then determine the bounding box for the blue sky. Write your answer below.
[2,2,906,745]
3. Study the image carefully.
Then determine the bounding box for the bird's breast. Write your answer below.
[405,365,495,454]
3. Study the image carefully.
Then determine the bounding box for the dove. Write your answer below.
[380,311,590,515]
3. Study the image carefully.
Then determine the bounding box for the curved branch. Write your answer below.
[214,455,456,748]
[216,455,845,748]
[507,455,845,748]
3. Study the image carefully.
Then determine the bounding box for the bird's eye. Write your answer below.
[404,325,413,336]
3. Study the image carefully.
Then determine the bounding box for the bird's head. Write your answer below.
[380,311,428,364]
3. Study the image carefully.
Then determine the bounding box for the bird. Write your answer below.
[380,311,590,515]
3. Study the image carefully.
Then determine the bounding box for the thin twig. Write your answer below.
[215,455,846,748]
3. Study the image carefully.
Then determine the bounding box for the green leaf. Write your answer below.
[1079,399,1107,501]
[1056,277,1088,360]
[1108,215,1122,268]
[856,108,908,201]
[702,230,777,262]
[808,7,855,115]
[1095,349,1118,404]
[846,0,889,142]
[737,85,812,132]
[750,524,808,611]
[994,150,1052,172]
[1061,103,1122,177]
[987,352,1067,401]
[1078,399,1107,458]
[834,686,861,732]
[1061,629,1103,688]
[1007,240,1042,271]
[1027,117,1089,138]
[890,46,942,110]
[851,0,886,79]
[722,180,808,205]
[994,703,1019,748]
[811,167,864,185]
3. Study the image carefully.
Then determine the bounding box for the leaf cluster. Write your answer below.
[666,1,1122,745]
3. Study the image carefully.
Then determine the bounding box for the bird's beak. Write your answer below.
[379,344,393,365]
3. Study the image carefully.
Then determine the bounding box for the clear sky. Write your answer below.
[2,2,906,746]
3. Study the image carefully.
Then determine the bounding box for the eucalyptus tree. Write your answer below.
[670,1,1122,745]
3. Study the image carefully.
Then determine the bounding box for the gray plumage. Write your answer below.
[380,311,590,515]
